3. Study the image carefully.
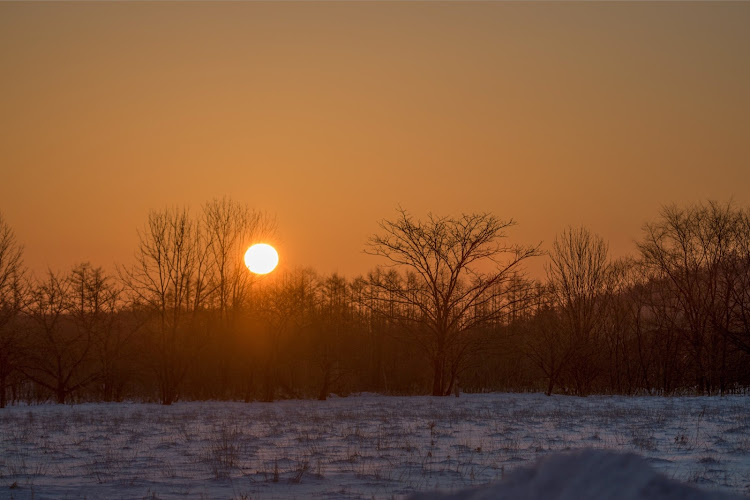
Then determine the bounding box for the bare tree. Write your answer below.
[350,274,390,392]
[253,268,318,402]
[546,227,612,395]
[600,258,641,394]
[314,273,350,400]
[366,208,539,396]
[199,198,276,398]
[724,208,750,354]
[67,263,135,402]
[638,201,739,394]
[523,285,572,395]
[0,214,25,407]
[203,197,276,324]
[23,270,97,403]
[121,207,210,404]
[640,272,687,393]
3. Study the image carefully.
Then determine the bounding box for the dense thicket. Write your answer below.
[1,199,749,406]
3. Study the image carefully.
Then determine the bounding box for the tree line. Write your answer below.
[0,198,749,406]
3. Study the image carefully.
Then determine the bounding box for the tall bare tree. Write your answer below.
[198,198,277,398]
[0,214,25,407]
[253,268,318,402]
[367,208,539,396]
[546,226,612,395]
[600,258,640,394]
[203,197,276,323]
[122,207,210,404]
[523,285,571,396]
[314,273,350,400]
[638,201,739,393]
[68,263,133,402]
[724,207,750,354]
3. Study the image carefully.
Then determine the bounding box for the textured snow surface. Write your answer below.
[0,393,749,499]
[410,449,746,500]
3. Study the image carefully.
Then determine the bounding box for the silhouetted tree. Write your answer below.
[367,208,539,396]
[638,201,739,394]
[600,259,642,394]
[23,270,97,403]
[723,208,750,355]
[200,197,276,398]
[203,197,276,323]
[122,207,211,404]
[67,263,135,401]
[546,227,612,395]
[523,285,571,395]
[314,273,351,400]
[251,268,319,401]
[0,214,25,408]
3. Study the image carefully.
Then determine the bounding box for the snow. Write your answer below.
[409,449,747,500]
[0,393,749,499]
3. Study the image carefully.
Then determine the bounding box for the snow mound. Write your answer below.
[410,449,747,500]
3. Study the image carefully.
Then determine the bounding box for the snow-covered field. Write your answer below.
[0,393,749,499]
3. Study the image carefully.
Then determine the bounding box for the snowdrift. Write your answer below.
[410,449,747,500]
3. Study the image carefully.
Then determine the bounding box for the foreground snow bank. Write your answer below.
[1,394,749,498]
[411,449,747,500]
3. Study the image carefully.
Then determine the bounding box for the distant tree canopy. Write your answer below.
[0,199,749,406]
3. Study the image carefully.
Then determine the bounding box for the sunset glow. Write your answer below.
[2,3,748,277]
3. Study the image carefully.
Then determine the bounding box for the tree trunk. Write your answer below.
[244,371,254,403]
[545,374,555,396]
[720,328,728,396]
[318,365,331,401]
[431,356,444,396]
[0,372,6,408]
[56,385,66,404]
[262,364,275,402]
[161,387,176,405]
[103,376,113,403]
[161,378,177,405]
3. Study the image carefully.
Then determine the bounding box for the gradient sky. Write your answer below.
[2,2,749,279]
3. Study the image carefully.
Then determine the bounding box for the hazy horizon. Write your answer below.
[2,2,749,278]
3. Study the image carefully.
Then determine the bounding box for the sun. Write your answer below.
[244,243,279,274]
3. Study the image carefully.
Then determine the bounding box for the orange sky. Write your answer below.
[1,2,749,279]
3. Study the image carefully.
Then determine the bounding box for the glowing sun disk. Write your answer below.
[244,243,279,274]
